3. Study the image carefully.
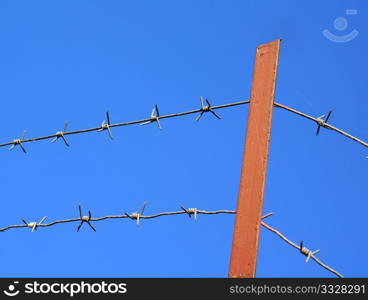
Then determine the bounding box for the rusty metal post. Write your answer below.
[229,40,281,278]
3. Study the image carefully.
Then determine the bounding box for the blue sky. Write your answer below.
[0,0,367,277]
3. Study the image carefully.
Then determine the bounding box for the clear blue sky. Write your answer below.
[0,0,366,277]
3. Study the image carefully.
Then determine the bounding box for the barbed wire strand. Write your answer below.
[274,102,368,148]
[0,100,250,147]
[0,208,342,278]
[261,218,343,278]
[0,100,367,150]
[0,99,355,278]
[0,209,235,232]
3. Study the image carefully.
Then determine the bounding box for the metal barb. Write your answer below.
[195,97,221,121]
[180,205,191,218]
[189,208,198,220]
[180,206,197,220]
[125,202,147,225]
[76,204,96,232]
[9,130,27,153]
[51,122,70,146]
[140,105,162,129]
[22,216,47,232]
[300,241,320,263]
[316,110,333,136]
[97,112,113,139]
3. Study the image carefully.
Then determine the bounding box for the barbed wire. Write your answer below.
[0,205,235,232]
[0,98,358,278]
[0,98,249,151]
[0,205,342,278]
[0,98,367,152]
[274,102,368,148]
[260,214,343,278]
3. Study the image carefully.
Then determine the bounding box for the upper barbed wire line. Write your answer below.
[274,102,368,148]
[0,100,250,148]
[0,99,367,150]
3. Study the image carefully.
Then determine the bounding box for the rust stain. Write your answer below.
[229,39,281,278]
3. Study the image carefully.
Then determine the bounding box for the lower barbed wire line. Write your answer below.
[0,210,235,232]
[261,221,343,278]
[0,208,342,278]
[274,102,368,148]
[139,209,236,219]
[87,210,237,222]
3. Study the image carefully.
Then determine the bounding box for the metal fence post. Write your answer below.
[229,39,281,278]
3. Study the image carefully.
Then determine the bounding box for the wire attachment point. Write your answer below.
[76,204,96,232]
[196,97,221,121]
[9,130,27,153]
[140,105,162,130]
[261,212,273,219]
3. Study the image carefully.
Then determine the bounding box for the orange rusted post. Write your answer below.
[229,40,281,278]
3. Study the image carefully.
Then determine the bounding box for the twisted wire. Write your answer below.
[0,208,343,278]
[0,100,367,150]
